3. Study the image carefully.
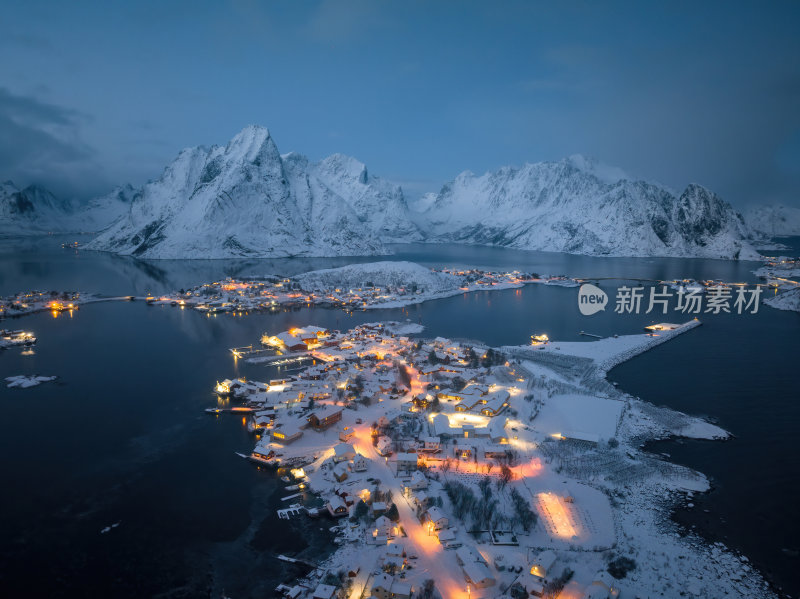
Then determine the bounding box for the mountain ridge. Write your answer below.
[1,126,765,260]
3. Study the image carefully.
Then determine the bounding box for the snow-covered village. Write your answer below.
[202,318,768,599]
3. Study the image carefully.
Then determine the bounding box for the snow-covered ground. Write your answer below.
[764,286,800,313]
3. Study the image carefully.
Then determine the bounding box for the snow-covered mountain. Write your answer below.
[422,155,760,260]
[307,153,423,242]
[0,180,75,234]
[5,127,763,261]
[84,126,410,258]
[0,180,135,235]
[744,204,800,237]
[77,184,138,232]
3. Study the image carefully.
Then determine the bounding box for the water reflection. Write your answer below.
[0,235,775,297]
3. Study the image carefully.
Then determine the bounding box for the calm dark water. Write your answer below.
[609,308,800,596]
[0,235,764,297]
[1,238,798,597]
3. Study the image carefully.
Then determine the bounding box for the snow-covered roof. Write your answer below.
[334,442,355,457]
[410,470,427,485]
[437,528,456,541]
[310,405,343,420]
[371,573,393,592]
[427,506,447,522]
[394,452,418,462]
[312,583,337,599]
[327,495,346,510]
[462,561,494,585]
[533,549,557,571]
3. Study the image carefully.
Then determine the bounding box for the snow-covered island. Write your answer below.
[0,289,109,319]
[753,256,800,312]
[5,375,57,389]
[210,319,775,599]
[764,286,800,313]
[142,262,578,315]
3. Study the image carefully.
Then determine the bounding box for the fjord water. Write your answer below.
[1,238,798,597]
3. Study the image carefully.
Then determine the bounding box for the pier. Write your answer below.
[579,331,603,338]
[277,504,306,520]
[276,554,319,568]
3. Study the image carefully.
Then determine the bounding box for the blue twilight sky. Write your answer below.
[1,0,799,207]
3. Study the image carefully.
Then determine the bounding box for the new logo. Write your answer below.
[578,283,607,316]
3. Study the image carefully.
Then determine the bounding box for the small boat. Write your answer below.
[1,330,37,346]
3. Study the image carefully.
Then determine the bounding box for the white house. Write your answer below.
[374,515,393,536]
[406,470,428,490]
[456,547,495,588]
[339,426,355,442]
[333,442,356,463]
[582,571,620,599]
[422,436,441,452]
[437,528,461,548]
[426,506,449,530]
[394,452,418,473]
[530,550,557,579]
[377,435,392,456]
[311,583,337,599]
[352,453,369,472]
[371,574,412,599]
[462,561,495,588]
[411,489,430,508]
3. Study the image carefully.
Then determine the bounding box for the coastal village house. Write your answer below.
[352,453,369,472]
[311,583,337,599]
[456,547,496,589]
[307,406,343,431]
[530,549,558,580]
[394,452,418,473]
[333,442,356,463]
[581,571,620,599]
[370,573,412,599]
[404,470,428,493]
[326,495,349,517]
[426,506,449,531]
[271,423,303,444]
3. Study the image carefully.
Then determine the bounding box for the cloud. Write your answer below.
[0,88,105,199]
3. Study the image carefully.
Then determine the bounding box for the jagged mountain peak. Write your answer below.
[84,126,407,258]
[561,154,630,184]
[3,126,762,259]
[318,153,369,185]
[423,158,759,260]
[223,124,279,165]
